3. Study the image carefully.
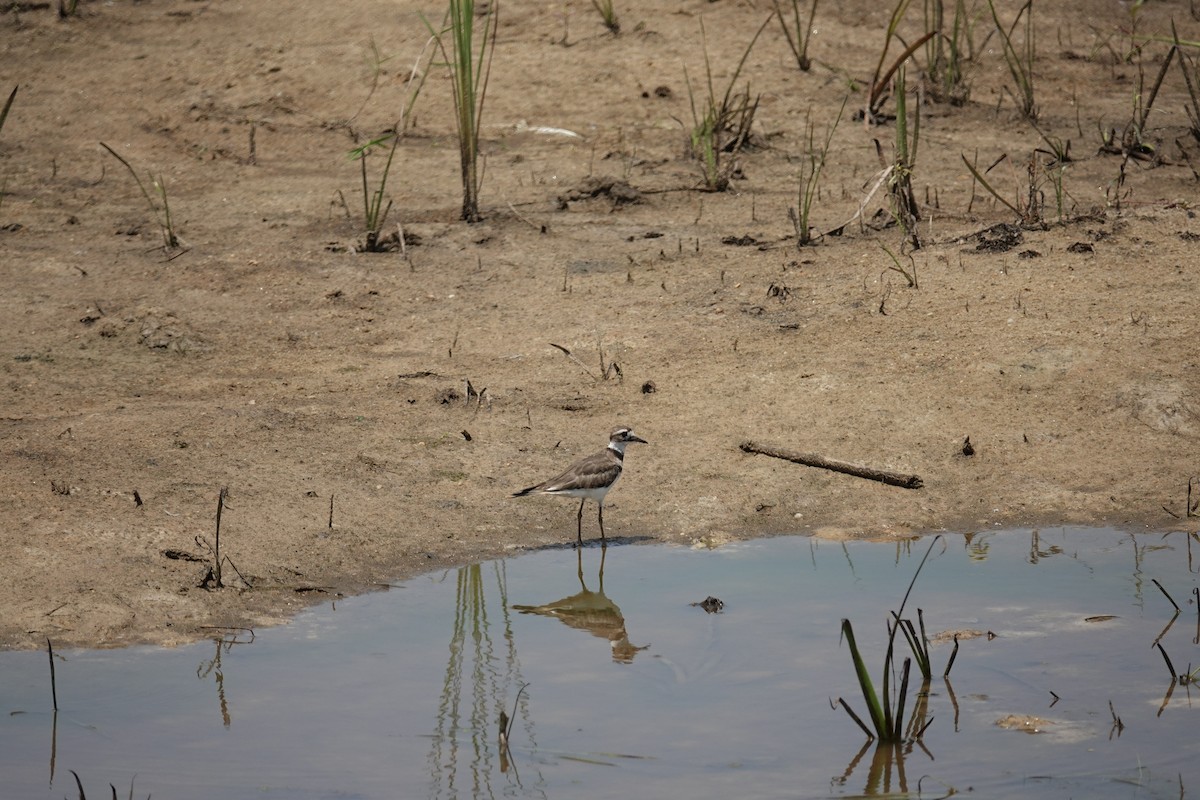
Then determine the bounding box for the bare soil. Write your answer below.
[2,0,1199,651]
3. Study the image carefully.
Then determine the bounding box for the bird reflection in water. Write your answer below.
[512,546,649,663]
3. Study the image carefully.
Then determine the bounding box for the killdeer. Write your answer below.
[512,426,648,546]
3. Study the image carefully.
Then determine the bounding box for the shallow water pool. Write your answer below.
[3,527,1198,798]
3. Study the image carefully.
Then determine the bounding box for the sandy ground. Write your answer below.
[2,0,1199,651]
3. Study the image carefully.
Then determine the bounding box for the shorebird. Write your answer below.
[512,426,648,546]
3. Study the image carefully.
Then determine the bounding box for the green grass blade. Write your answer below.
[895,67,909,166]
[943,633,960,677]
[895,614,931,679]
[960,152,1023,217]
[153,175,177,249]
[718,14,772,116]
[349,133,401,241]
[421,0,495,221]
[986,0,1034,117]
[360,150,371,228]
[895,535,941,621]
[871,30,936,114]
[881,623,896,736]
[915,608,931,676]
[892,656,912,740]
[841,619,887,737]
[835,696,877,740]
[868,0,914,98]
[772,0,801,68]
[70,769,86,800]
[99,142,178,250]
[796,96,846,244]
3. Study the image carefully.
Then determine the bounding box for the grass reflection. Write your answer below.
[428,561,537,799]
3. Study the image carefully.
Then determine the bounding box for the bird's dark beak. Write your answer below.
[630,434,648,444]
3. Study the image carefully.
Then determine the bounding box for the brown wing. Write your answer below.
[514,449,621,496]
[540,451,622,493]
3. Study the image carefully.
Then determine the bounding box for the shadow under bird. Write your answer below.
[512,426,648,546]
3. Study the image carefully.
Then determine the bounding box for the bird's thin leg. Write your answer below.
[598,503,606,544]
[576,499,585,548]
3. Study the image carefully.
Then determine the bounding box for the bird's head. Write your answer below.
[608,426,648,453]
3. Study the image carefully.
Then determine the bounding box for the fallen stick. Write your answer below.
[739,440,924,489]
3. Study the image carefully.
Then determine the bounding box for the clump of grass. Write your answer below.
[863,0,935,122]
[349,134,399,252]
[344,38,432,252]
[893,606,963,679]
[69,770,150,800]
[1095,36,1174,210]
[835,536,950,742]
[986,0,1036,119]
[684,15,771,192]
[772,0,819,72]
[923,0,972,105]
[789,96,846,246]
[549,340,622,382]
[99,141,181,251]
[888,66,921,249]
[837,617,912,742]
[961,150,1045,226]
[196,486,250,590]
[881,244,917,288]
[203,486,228,589]
[962,132,1075,227]
[589,0,619,35]
[1032,124,1073,222]
[1101,42,1175,162]
[424,0,497,223]
[1155,640,1200,685]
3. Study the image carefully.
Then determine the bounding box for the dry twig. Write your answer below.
[740,440,923,489]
